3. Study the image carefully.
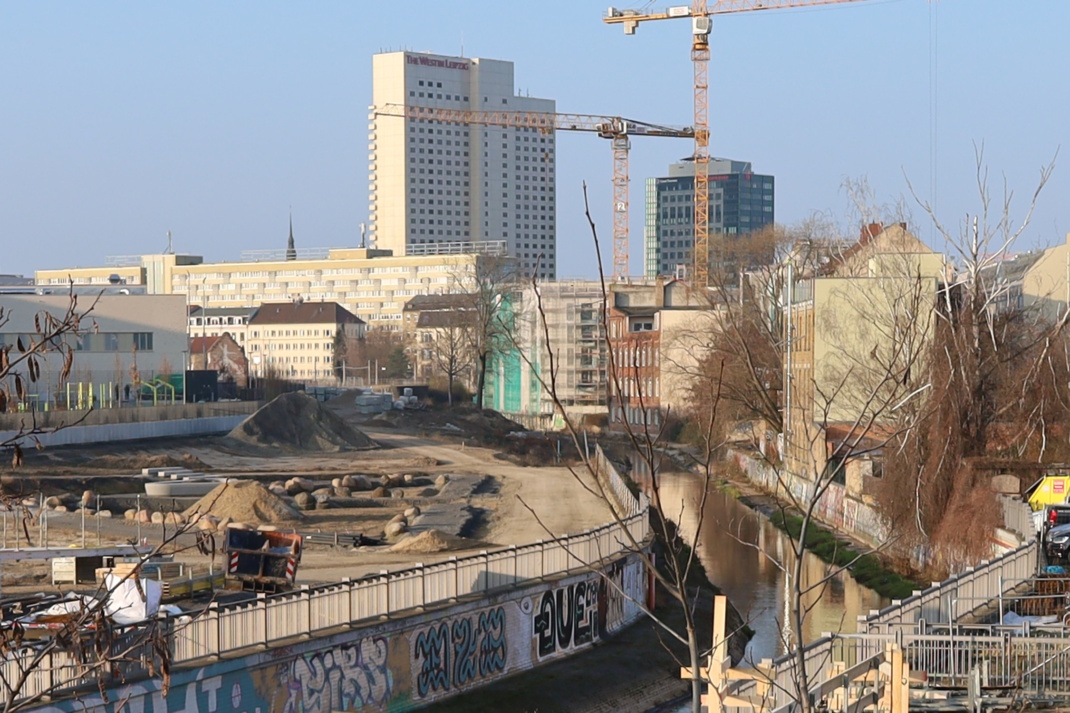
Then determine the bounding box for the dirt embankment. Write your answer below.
[227,392,376,452]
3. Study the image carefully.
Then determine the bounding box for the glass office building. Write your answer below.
[644,159,774,278]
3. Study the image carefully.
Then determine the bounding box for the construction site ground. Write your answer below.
[0,400,612,594]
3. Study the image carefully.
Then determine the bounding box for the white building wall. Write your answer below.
[0,294,187,405]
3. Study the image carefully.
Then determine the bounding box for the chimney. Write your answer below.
[860,222,883,242]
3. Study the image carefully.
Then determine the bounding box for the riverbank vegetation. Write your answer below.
[768,510,920,600]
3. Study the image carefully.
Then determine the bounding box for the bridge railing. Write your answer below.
[857,540,1038,634]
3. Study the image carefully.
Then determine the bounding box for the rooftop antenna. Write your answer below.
[165,230,173,254]
[360,222,367,248]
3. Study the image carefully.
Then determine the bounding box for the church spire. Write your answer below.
[286,210,296,261]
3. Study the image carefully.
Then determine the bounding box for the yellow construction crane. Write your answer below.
[605,0,869,286]
[374,103,693,281]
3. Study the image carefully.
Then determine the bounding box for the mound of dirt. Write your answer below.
[83,453,210,472]
[184,480,303,524]
[388,529,486,554]
[228,392,376,452]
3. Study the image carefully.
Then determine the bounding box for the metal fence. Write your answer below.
[857,540,1038,634]
[3,475,649,706]
[724,540,1044,713]
[593,443,649,518]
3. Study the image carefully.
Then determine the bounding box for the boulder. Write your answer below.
[333,487,351,498]
[389,513,408,525]
[991,474,1021,495]
[150,512,166,524]
[81,490,94,507]
[44,496,62,509]
[311,487,334,499]
[165,512,186,526]
[96,510,113,519]
[347,475,373,491]
[198,518,218,532]
[404,506,421,519]
[331,477,343,488]
[294,492,314,510]
[419,488,439,498]
[370,487,390,499]
[124,509,137,520]
[384,521,408,538]
[54,505,69,513]
[434,475,449,490]
[136,509,152,523]
[315,499,332,510]
[286,478,313,495]
[390,489,406,499]
[402,473,415,486]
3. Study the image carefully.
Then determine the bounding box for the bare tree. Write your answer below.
[877,146,1063,567]
[0,289,99,461]
[466,255,519,410]
[503,184,734,713]
[428,316,473,409]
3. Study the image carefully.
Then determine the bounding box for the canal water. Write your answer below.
[657,470,887,665]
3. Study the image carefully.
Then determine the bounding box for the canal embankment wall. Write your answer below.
[726,447,1032,565]
[35,551,650,713]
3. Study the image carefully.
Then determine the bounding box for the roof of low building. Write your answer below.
[402,293,478,312]
[249,301,365,326]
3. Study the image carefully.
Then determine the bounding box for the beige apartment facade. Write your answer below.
[246,302,366,381]
[783,225,947,481]
[36,246,502,331]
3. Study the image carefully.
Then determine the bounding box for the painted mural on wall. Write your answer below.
[31,558,648,713]
[599,559,644,636]
[531,578,598,660]
[409,604,513,701]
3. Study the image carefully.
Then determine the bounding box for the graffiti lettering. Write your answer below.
[283,637,393,713]
[599,560,644,636]
[533,579,597,659]
[412,606,509,700]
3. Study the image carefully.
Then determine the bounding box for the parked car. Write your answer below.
[1039,503,1070,536]
[1045,522,1070,562]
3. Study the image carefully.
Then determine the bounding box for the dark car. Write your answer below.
[1045,522,1070,562]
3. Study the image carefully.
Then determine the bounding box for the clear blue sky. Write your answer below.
[2,1,1066,278]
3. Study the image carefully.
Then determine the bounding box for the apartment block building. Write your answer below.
[483,281,607,427]
[35,244,504,332]
[370,51,557,280]
[782,224,946,484]
[246,302,366,381]
[644,158,774,278]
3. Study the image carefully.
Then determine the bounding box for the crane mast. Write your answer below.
[605,0,869,285]
[375,104,693,281]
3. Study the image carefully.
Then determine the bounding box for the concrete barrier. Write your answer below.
[0,415,247,448]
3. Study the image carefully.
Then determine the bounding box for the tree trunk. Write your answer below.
[447,372,454,409]
[476,352,488,411]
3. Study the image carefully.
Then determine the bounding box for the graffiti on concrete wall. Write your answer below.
[37,558,650,713]
[532,578,597,659]
[411,605,509,700]
[280,636,394,713]
[599,559,644,636]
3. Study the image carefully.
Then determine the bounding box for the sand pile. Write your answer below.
[389,529,483,554]
[184,480,303,524]
[228,392,376,452]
